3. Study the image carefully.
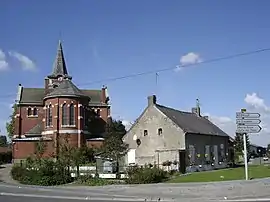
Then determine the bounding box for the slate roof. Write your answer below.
[156,104,229,137]
[48,41,69,78]
[44,79,88,99]
[19,87,103,104]
[20,88,45,104]
[25,123,43,135]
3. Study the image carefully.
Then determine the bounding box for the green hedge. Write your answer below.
[0,151,12,164]
[11,159,73,186]
[125,165,168,184]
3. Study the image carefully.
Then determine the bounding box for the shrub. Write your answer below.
[125,165,168,184]
[0,151,12,164]
[11,159,73,186]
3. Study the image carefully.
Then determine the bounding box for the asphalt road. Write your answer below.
[2,176,270,202]
[0,195,140,202]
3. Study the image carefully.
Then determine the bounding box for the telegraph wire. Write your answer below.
[0,47,270,100]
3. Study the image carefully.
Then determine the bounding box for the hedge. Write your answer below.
[0,151,12,164]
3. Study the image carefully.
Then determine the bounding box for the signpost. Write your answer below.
[235,109,262,181]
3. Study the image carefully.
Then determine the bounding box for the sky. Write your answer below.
[1,1,270,146]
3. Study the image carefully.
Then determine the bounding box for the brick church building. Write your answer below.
[12,41,111,162]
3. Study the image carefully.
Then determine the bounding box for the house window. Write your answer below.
[144,130,148,136]
[220,144,225,161]
[69,103,75,125]
[158,128,162,135]
[27,108,31,116]
[96,109,100,117]
[136,139,141,146]
[188,145,195,164]
[205,145,210,162]
[62,103,68,125]
[33,108,38,116]
[48,105,52,127]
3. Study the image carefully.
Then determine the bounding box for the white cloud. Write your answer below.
[206,93,270,147]
[0,49,9,71]
[176,52,202,71]
[9,51,36,71]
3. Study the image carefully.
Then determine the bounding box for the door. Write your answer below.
[179,150,186,174]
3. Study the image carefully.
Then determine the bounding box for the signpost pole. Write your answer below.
[243,133,249,180]
[236,109,261,181]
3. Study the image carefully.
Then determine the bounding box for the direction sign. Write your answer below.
[236,125,262,133]
[236,119,261,125]
[236,112,260,119]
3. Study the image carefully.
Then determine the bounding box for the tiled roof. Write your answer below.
[49,41,69,78]
[25,123,43,135]
[20,88,45,104]
[82,89,102,103]
[44,79,87,99]
[156,104,229,137]
[19,87,104,105]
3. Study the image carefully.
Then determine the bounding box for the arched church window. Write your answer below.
[62,103,68,125]
[69,103,75,125]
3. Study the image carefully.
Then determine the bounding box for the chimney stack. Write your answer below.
[148,95,157,106]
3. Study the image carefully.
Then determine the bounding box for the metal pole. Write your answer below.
[243,133,249,180]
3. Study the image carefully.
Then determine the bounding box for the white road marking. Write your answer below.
[0,192,145,201]
[223,198,270,201]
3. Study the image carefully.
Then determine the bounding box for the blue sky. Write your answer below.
[1,1,270,146]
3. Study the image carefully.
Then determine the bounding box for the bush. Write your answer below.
[11,159,73,186]
[77,175,122,186]
[0,151,12,164]
[125,165,168,184]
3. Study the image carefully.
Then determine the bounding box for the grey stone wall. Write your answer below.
[123,105,185,166]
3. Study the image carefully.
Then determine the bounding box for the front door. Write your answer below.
[179,150,186,173]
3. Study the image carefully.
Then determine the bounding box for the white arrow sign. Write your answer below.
[236,112,260,119]
[236,119,261,125]
[236,125,262,133]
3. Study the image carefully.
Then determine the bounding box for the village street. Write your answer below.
[1,162,270,202]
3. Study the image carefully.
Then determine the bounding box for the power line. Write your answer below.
[1,47,270,100]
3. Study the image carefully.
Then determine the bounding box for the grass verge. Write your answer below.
[167,165,270,183]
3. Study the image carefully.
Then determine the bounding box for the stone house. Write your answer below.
[12,41,111,163]
[123,95,230,173]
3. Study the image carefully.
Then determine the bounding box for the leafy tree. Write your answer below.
[6,104,17,139]
[0,135,7,147]
[234,133,251,162]
[34,138,47,162]
[99,119,128,175]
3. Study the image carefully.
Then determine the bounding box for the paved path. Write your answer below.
[0,164,19,185]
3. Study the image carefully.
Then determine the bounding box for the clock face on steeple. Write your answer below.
[58,76,63,81]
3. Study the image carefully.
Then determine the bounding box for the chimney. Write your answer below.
[191,107,201,117]
[101,85,107,103]
[148,95,157,106]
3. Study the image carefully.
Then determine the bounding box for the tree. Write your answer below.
[0,135,7,147]
[234,133,251,162]
[99,119,128,169]
[6,104,18,139]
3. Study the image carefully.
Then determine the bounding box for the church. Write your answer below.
[12,41,111,163]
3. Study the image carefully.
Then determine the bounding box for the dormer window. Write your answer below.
[144,130,148,136]
[158,128,163,135]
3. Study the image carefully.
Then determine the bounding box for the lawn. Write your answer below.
[167,165,270,183]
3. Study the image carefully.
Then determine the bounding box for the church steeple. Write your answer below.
[48,40,71,79]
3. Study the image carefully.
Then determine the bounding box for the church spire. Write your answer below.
[48,40,71,79]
